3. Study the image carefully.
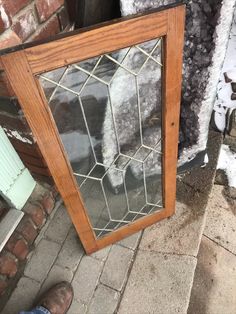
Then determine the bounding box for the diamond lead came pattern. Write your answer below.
[39,38,163,238]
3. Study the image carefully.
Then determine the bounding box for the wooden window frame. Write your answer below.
[0,3,185,254]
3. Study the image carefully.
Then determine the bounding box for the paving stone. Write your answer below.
[72,255,103,305]
[188,236,236,314]
[91,245,111,262]
[39,264,74,295]
[68,299,87,314]
[88,284,120,314]
[118,250,197,314]
[56,227,84,271]
[100,245,134,291]
[139,201,206,257]
[204,184,236,254]
[3,277,41,314]
[34,199,63,247]
[45,205,72,244]
[118,231,142,250]
[24,239,61,282]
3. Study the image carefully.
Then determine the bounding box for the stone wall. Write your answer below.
[120,0,236,167]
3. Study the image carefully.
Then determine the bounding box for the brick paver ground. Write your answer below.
[2,200,200,314]
[2,201,141,314]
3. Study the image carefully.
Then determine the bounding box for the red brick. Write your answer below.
[6,234,29,260]
[31,15,60,41]
[57,6,69,30]
[29,183,48,201]
[0,0,30,18]
[41,192,55,215]
[0,30,21,97]
[36,0,64,22]
[0,29,21,50]
[23,203,46,227]
[12,9,37,41]
[16,216,38,244]
[0,254,17,278]
[0,279,7,295]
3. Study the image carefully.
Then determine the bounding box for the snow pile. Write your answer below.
[217,144,236,187]
[213,9,236,132]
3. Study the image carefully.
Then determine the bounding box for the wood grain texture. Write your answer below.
[25,10,168,74]
[1,5,185,253]
[162,5,185,214]
[1,51,98,253]
[0,59,3,71]
[95,208,170,253]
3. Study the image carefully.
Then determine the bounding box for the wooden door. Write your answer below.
[0,3,185,254]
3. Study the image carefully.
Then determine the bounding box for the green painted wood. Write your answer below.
[0,209,24,252]
[0,126,36,210]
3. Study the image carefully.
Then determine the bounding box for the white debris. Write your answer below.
[217,144,236,187]
[201,153,209,168]
[204,153,209,164]
[4,129,33,144]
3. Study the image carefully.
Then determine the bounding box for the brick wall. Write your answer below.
[0,1,71,309]
[0,184,58,309]
[0,0,70,43]
[0,0,72,180]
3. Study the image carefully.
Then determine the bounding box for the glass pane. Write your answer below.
[38,37,163,238]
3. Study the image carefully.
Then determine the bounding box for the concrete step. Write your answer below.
[188,184,236,314]
[2,130,222,314]
[118,130,222,314]
[118,201,200,314]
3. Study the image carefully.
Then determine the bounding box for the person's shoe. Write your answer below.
[37,281,73,314]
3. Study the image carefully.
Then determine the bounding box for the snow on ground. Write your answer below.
[215,9,236,188]
[214,9,236,131]
[217,144,236,187]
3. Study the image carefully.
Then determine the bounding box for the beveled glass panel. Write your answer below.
[38,37,163,238]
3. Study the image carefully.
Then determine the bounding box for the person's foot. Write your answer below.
[37,281,73,314]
